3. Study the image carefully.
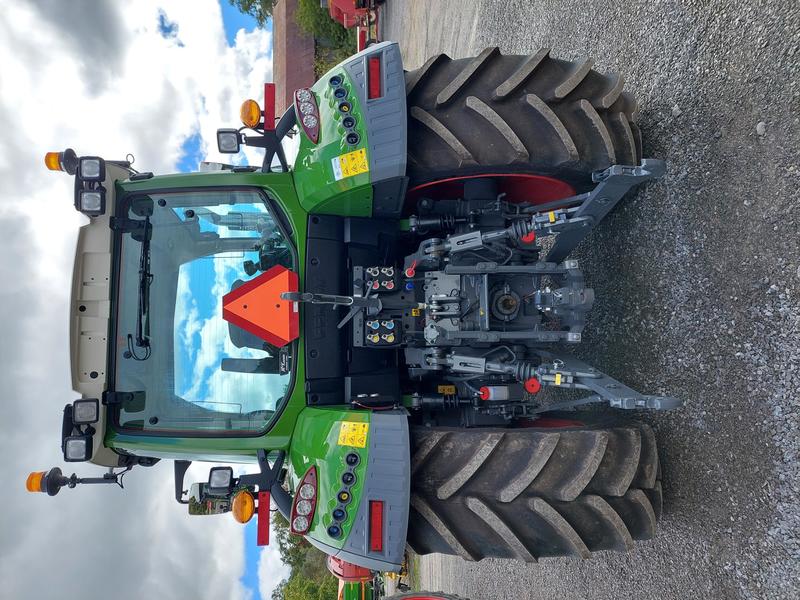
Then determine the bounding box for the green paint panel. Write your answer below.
[293,67,373,217]
[288,407,372,549]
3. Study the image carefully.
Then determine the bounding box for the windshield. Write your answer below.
[113,189,295,434]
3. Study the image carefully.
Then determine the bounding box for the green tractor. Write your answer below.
[29,42,678,597]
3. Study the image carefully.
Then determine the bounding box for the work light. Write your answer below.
[78,156,105,181]
[72,399,99,425]
[207,466,234,495]
[217,129,241,154]
[63,434,93,462]
[78,189,106,217]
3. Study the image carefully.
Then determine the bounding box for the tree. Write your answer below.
[271,512,339,600]
[274,574,338,600]
[294,0,356,77]
[294,0,352,48]
[272,512,311,571]
[228,0,276,27]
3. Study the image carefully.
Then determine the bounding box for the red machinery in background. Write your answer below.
[322,0,382,51]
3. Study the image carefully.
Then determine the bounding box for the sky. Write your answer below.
[0,1,290,599]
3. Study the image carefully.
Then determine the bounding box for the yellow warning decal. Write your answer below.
[338,421,369,448]
[554,373,563,386]
[437,384,457,395]
[331,148,369,181]
[548,211,556,223]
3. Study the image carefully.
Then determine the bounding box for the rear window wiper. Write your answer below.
[126,216,153,361]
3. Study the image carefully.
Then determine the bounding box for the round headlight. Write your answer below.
[292,515,309,532]
[299,483,315,500]
[302,114,318,129]
[295,499,313,516]
[296,88,312,102]
[299,101,314,115]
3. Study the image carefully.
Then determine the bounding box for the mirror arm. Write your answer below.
[174,460,192,505]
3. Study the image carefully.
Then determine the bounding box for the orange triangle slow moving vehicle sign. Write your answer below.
[222,265,299,347]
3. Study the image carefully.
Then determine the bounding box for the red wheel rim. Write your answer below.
[406,173,576,208]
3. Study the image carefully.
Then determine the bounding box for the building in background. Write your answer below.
[273,0,315,114]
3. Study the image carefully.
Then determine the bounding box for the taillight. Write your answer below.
[367,55,382,99]
[290,466,317,534]
[368,500,384,552]
[294,88,320,144]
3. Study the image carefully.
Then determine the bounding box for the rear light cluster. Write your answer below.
[294,88,320,144]
[328,75,360,147]
[290,466,318,534]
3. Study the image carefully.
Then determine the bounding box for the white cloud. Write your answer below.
[258,538,292,600]
[0,1,285,599]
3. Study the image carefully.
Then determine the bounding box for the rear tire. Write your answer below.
[407,416,661,561]
[405,48,642,189]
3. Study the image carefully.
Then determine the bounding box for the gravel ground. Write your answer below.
[383,1,800,598]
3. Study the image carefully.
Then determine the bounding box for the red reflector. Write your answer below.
[367,56,382,99]
[357,28,368,53]
[479,386,490,401]
[368,500,384,552]
[256,491,271,546]
[263,83,276,131]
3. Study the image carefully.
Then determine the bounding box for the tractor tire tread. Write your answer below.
[405,48,642,188]
[407,419,662,561]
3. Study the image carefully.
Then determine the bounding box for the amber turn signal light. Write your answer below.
[240,99,262,129]
[26,471,46,493]
[44,152,62,171]
[232,490,256,523]
[43,148,78,174]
